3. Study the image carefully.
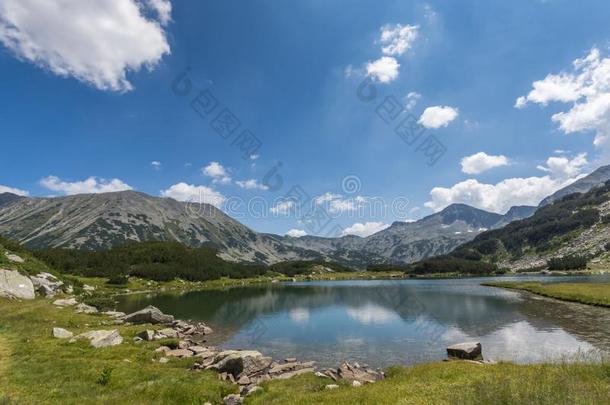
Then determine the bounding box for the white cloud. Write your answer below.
[0,0,171,92]
[461,152,509,174]
[419,106,459,129]
[341,222,390,237]
[379,24,419,56]
[0,184,29,196]
[425,169,584,214]
[202,162,231,185]
[366,56,400,83]
[537,153,588,180]
[314,192,370,214]
[404,91,421,110]
[249,154,259,161]
[235,179,268,190]
[160,182,225,207]
[40,176,132,195]
[145,0,172,26]
[516,48,610,150]
[270,200,295,215]
[151,161,162,170]
[286,229,307,238]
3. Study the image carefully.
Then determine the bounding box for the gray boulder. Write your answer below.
[53,327,74,339]
[5,252,24,263]
[30,273,64,297]
[75,303,98,314]
[0,269,35,300]
[136,330,155,341]
[209,350,272,377]
[124,305,174,325]
[77,330,123,348]
[447,342,483,360]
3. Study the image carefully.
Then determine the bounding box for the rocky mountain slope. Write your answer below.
[540,164,610,206]
[0,191,321,264]
[452,181,610,271]
[278,203,535,265]
[0,191,535,267]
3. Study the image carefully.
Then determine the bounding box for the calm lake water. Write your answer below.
[117,276,610,368]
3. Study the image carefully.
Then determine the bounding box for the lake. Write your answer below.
[117,276,610,368]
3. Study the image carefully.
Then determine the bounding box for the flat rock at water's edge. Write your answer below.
[447,342,483,360]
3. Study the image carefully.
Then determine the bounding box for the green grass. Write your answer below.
[248,362,610,405]
[0,299,235,404]
[1,298,610,404]
[483,281,610,307]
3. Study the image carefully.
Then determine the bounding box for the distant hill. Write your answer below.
[540,164,610,206]
[276,203,535,265]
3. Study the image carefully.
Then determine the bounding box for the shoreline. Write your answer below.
[482,281,610,308]
[2,276,610,403]
[77,270,610,300]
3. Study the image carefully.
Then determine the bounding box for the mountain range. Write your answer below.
[1,164,609,267]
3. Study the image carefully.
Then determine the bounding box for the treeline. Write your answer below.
[23,241,355,282]
[367,258,498,275]
[547,255,588,270]
[33,242,269,282]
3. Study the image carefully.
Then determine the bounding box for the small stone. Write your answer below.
[166,349,193,358]
[246,386,262,396]
[285,357,297,363]
[5,252,24,263]
[325,384,339,390]
[75,303,98,314]
[133,337,143,343]
[223,394,242,405]
[236,375,251,385]
[137,330,155,341]
[159,357,169,364]
[155,346,171,353]
[53,298,78,307]
[52,327,73,339]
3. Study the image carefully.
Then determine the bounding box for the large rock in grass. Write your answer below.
[124,305,174,325]
[30,273,64,297]
[76,330,123,348]
[209,350,272,377]
[447,342,483,360]
[0,269,35,300]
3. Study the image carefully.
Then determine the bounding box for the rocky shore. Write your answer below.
[48,299,489,405]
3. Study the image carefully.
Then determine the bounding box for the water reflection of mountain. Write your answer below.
[118,279,610,353]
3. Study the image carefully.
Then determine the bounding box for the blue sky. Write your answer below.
[1,0,610,237]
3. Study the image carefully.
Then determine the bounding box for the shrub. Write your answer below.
[547,255,588,270]
[106,275,129,285]
[96,367,113,386]
[83,296,117,311]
